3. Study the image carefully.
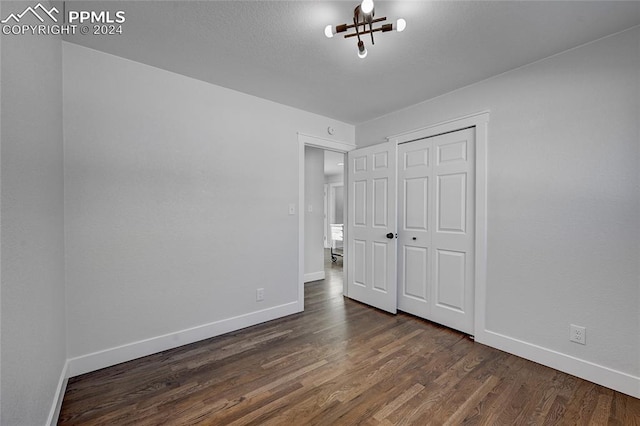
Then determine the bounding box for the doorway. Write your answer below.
[325,151,345,265]
[303,147,345,283]
[297,133,355,311]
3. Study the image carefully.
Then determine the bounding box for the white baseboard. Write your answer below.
[67,301,301,378]
[46,360,69,426]
[304,271,325,283]
[476,329,640,398]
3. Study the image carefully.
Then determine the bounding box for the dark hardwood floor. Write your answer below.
[59,252,640,425]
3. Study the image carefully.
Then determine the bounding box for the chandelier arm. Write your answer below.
[336,16,386,33]
[343,26,387,38]
[370,21,375,44]
[353,16,362,43]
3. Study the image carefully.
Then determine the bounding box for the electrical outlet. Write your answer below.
[570,324,586,345]
[256,288,265,302]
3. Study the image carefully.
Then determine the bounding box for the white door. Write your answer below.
[397,128,475,334]
[347,142,397,313]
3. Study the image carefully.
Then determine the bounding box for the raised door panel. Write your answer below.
[437,139,467,165]
[404,177,428,231]
[353,239,367,287]
[372,242,388,292]
[373,151,389,170]
[404,147,429,169]
[354,155,367,172]
[353,180,367,227]
[437,173,466,234]
[403,245,429,301]
[373,178,388,228]
[435,249,466,312]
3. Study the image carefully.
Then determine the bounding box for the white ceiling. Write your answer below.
[62,1,640,124]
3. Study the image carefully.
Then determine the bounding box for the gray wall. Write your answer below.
[333,186,344,225]
[0,2,67,424]
[304,146,325,279]
[63,42,354,361]
[357,27,640,377]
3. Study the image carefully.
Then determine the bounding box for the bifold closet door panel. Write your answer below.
[397,128,476,334]
[347,141,398,314]
[398,139,432,317]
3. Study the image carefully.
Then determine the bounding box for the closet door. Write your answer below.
[346,142,398,314]
[398,128,475,334]
[397,139,432,317]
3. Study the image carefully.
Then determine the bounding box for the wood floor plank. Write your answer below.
[373,383,425,421]
[58,252,640,425]
[441,374,501,425]
[590,392,614,425]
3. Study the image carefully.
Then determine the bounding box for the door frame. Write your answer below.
[298,133,356,311]
[386,111,489,338]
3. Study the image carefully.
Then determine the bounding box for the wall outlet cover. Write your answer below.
[570,324,586,345]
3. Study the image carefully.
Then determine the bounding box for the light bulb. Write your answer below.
[357,40,367,58]
[361,0,374,14]
[396,18,406,32]
[324,24,336,38]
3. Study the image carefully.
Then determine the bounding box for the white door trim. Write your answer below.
[298,133,356,311]
[387,111,489,339]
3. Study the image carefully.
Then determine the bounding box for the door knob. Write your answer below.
[386,233,394,239]
[412,237,417,240]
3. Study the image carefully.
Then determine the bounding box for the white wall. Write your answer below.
[324,174,344,185]
[63,43,354,370]
[0,2,67,424]
[333,186,344,225]
[357,27,640,390]
[304,147,325,281]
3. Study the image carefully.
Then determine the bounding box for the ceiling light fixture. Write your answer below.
[324,0,406,59]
